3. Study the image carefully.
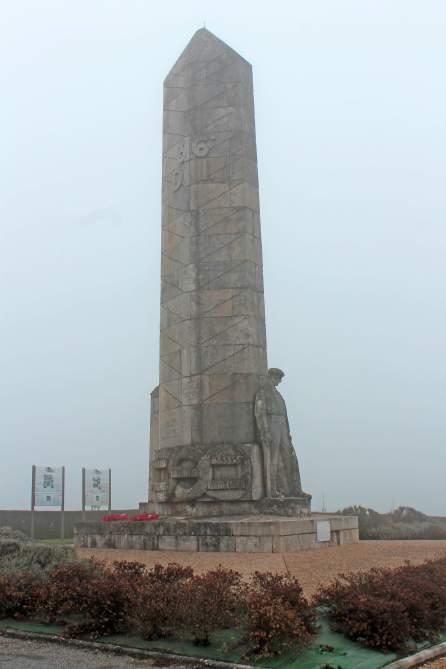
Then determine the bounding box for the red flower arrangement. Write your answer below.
[101,513,159,522]
[130,513,159,522]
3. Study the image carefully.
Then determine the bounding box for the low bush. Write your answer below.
[132,562,193,640]
[366,522,446,541]
[243,572,316,657]
[337,506,446,540]
[315,558,446,651]
[0,572,41,619]
[0,527,30,543]
[186,567,242,645]
[112,559,146,579]
[0,542,75,576]
[37,559,132,638]
[10,554,446,658]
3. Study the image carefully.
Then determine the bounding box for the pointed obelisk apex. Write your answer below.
[147,30,310,518]
[166,28,251,84]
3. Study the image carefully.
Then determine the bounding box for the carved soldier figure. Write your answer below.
[255,368,302,498]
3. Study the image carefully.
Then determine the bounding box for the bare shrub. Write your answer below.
[186,567,242,645]
[37,559,132,638]
[315,558,446,651]
[132,563,193,640]
[0,572,41,619]
[243,572,316,657]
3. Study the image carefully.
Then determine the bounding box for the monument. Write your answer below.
[146,27,310,518]
[75,29,358,552]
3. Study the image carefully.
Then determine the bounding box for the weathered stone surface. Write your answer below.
[158,535,199,551]
[74,514,359,553]
[142,496,311,518]
[235,535,273,553]
[198,536,236,551]
[255,368,303,497]
[146,30,315,518]
[148,28,280,512]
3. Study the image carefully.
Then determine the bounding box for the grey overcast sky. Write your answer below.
[1,1,445,513]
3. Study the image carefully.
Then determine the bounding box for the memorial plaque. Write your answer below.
[317,520,331,542]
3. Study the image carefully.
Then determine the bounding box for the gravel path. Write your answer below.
[0,636,190,668]
[78,540,446,597]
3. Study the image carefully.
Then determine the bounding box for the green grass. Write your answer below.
[0,617,399,669]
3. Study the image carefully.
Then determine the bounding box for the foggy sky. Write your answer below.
[1,1,445,513]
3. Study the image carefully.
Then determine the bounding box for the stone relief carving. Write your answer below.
[150,368,303,504]
[150,443,257,503]
[254,368,303,498]
[177,140,189,163]
[192,137,214,157]
[173,168,183,191]
[171,136,216,194]
[168,446,210,501]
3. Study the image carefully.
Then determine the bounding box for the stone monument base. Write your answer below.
[141,495,312,519]
[74,513,358,553]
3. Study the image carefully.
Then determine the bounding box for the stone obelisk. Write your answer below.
[74,30,363,553]
[147,29,310,517]
[74,29,362,554]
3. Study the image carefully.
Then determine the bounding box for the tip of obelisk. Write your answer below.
[165,27,251,81]
[191,27,250,61]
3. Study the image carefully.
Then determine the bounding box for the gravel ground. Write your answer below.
[1,635,445,669]
[0,636,190,668]
[78,540,446,597]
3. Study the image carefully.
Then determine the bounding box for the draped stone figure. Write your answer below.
[254,368,302,498]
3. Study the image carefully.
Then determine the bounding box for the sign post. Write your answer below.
[84,469,111,511]
[30,465,36,540]
[32,466,64,540]
[82,467,86,520]
[61,466,65,540]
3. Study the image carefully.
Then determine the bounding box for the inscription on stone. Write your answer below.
[210,455,244,465]
[177,140,188,163]
[171,467,198,479]
[192,137,214,157]
[207,478,246,490]
[152,482,169,492]
[153,459,168,469]
[173,169,183,191]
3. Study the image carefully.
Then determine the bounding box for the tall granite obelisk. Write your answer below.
[73,30,364,554]
[148,29,310,517]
